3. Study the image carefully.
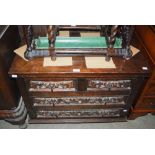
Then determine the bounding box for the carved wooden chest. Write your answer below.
[9,50,150,123]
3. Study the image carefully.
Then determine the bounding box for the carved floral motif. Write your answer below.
[37,109,122,118]
[88,80,131,90]
[29,80,75,91]
[33,96,126,106]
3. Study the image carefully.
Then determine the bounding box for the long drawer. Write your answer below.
[32,96,128,107]
[36,108,126,119]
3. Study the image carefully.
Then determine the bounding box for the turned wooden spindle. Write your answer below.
[109,25,119,49]
[127,26,134,47]
[105,25,118,61]
[23,25,33,59]
[47,25,56,61]
[121,25,135,59]
[121,26,134,48]
[22,25,33,47]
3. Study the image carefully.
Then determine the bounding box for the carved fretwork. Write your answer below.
[33,96,126,106]
[88,80,131,91]
[36,108,124,118]
[29,80,75,92]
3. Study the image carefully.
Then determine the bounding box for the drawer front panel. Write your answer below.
[28,79,132,93]
[29,80,75,92]
[87,80,131,91]
[36,108,125,118]
[32,96,127,107]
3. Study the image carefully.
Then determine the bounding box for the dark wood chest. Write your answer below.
[9,48,150,123]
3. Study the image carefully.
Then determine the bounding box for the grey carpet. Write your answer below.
[0,113,155,129]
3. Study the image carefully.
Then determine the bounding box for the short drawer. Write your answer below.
[28,79,132,93]
[87,79,131,91]
[32,96,128,107]
[36,108,126,118]
[29,80,75,92]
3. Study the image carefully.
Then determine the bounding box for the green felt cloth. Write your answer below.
[35,36,122,49]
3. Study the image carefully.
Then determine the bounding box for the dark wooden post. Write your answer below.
[109,25,119,49]
[47,25,58,61]
[105,25,118,61]
[23,25,33,59]
[121,25,135,59]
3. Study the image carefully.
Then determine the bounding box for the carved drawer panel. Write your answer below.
[29,80,75,92]
[36,108,126,118]
[33,96,127,106]
[87,80,131,91]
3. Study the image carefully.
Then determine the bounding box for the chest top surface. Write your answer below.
[9,51,150,78]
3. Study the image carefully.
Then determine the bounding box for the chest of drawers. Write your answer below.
[9,50,150,124]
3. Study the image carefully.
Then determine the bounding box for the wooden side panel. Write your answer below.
[136,26,155,65]
[0,26,20,110]
[130,26,155,118]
